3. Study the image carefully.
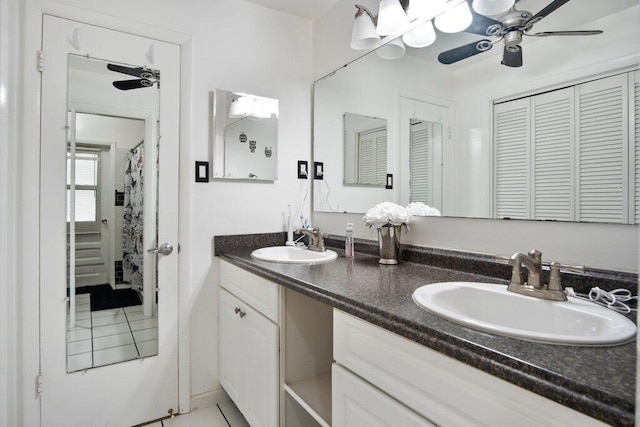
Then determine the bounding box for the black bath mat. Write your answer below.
[83,285,142,311]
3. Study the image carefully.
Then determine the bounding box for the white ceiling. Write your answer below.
[241,0,341,20]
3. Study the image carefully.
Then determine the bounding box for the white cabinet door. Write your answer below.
[332,364,435,427]
[219,289,246,407]
[220,288,279,427]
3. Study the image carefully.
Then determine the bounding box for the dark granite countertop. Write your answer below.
[215,233,637,426]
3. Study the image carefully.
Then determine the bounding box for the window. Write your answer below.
[67,150,100,223]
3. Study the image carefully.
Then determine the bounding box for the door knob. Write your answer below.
[147,242,174,256]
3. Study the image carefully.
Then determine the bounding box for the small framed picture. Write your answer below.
[195,161,209,182]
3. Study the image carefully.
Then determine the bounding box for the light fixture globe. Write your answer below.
[434,1,473,33]
[472,0,514,16]
[376,0,411,36]
[407,0,447,20]
[376,37,406,60]
[351,5,380,50]
[402,20,437,48]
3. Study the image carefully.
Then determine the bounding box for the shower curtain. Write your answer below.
[123,143,144,287]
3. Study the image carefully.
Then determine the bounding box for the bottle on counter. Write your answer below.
[345,222,354,258]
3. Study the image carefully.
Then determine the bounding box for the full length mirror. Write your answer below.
[66,55,159,372]
[211,89,279,180]
[314,0,639,223]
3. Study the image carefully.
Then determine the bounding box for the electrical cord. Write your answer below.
[565,287,637,314]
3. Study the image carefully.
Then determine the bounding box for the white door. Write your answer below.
[40,16,180,426]
[399,97,449,211]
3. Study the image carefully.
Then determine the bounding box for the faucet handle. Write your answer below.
[547,262,585,300]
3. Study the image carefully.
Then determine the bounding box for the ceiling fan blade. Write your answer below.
[438,39,493,65]
[526,0,570,25]
[107,63,147,78]
[465,9,503,36]
[113,79,148,91]
[502,45,523,67]
[529,30,603,37]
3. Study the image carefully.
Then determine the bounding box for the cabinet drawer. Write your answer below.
[333,310,605,427]
[220,260,279,323]
[333,363,435,427]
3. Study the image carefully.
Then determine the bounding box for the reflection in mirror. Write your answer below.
[408,118,443,212]
[343,113,387,186]
[211,89,278,180]
[314,0,639,223]
[66,55,159,372]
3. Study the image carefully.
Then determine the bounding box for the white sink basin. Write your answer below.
[412,282,636,346]
[251,246,338,264]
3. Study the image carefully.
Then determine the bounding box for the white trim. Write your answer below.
[33,0,189,45]
[190,388,231,412]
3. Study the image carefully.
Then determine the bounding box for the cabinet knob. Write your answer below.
[234,307,246,318]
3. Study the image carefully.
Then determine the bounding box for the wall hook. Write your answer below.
[71,28,81,50]
[146,44,155,64]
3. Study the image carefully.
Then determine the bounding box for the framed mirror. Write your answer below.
[211,89,278,180]
[66,55,159,372]
[313,0,639,224]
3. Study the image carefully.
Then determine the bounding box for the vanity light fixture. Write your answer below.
[376,37,406,59]
[471,0,514,16]
[351,0,472,58]
[350,5,380,50]
[376,0,411,36]
[229,93,278,119]
[434,1,473,33]
[402,19,436,48]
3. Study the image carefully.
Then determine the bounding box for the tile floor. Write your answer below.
[67,293,158,372]
[146,401,250,427]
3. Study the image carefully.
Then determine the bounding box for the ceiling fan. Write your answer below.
[437,0,603,68]
[106,63,160,90]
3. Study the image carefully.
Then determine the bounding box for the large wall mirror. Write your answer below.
[211,89,279,180]
[66,55,160,372]
[313,0,639,223]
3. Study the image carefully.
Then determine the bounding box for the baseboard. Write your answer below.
[189,388,230,411]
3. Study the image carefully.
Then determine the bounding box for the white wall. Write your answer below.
[312,1,639,272]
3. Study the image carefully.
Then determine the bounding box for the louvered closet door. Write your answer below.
[410,121,432,203]
[494,98,530,219]
[530,87,575,221]
[358,128,387,185]
[576,74,629,223]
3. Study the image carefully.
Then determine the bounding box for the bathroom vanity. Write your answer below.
[216,234,636,426]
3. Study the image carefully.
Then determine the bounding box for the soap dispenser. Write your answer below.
[345,222,354,258]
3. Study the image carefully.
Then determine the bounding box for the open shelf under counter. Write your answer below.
[284,372,332,427]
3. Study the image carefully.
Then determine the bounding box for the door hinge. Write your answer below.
[37,51,44,73]
[36,374,42,396]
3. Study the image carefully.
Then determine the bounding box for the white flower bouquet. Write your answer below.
[406,202,441,217]
[363,201,412,228]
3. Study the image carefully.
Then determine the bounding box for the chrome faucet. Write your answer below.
[502,250,584,302]
[295,227,328,252]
